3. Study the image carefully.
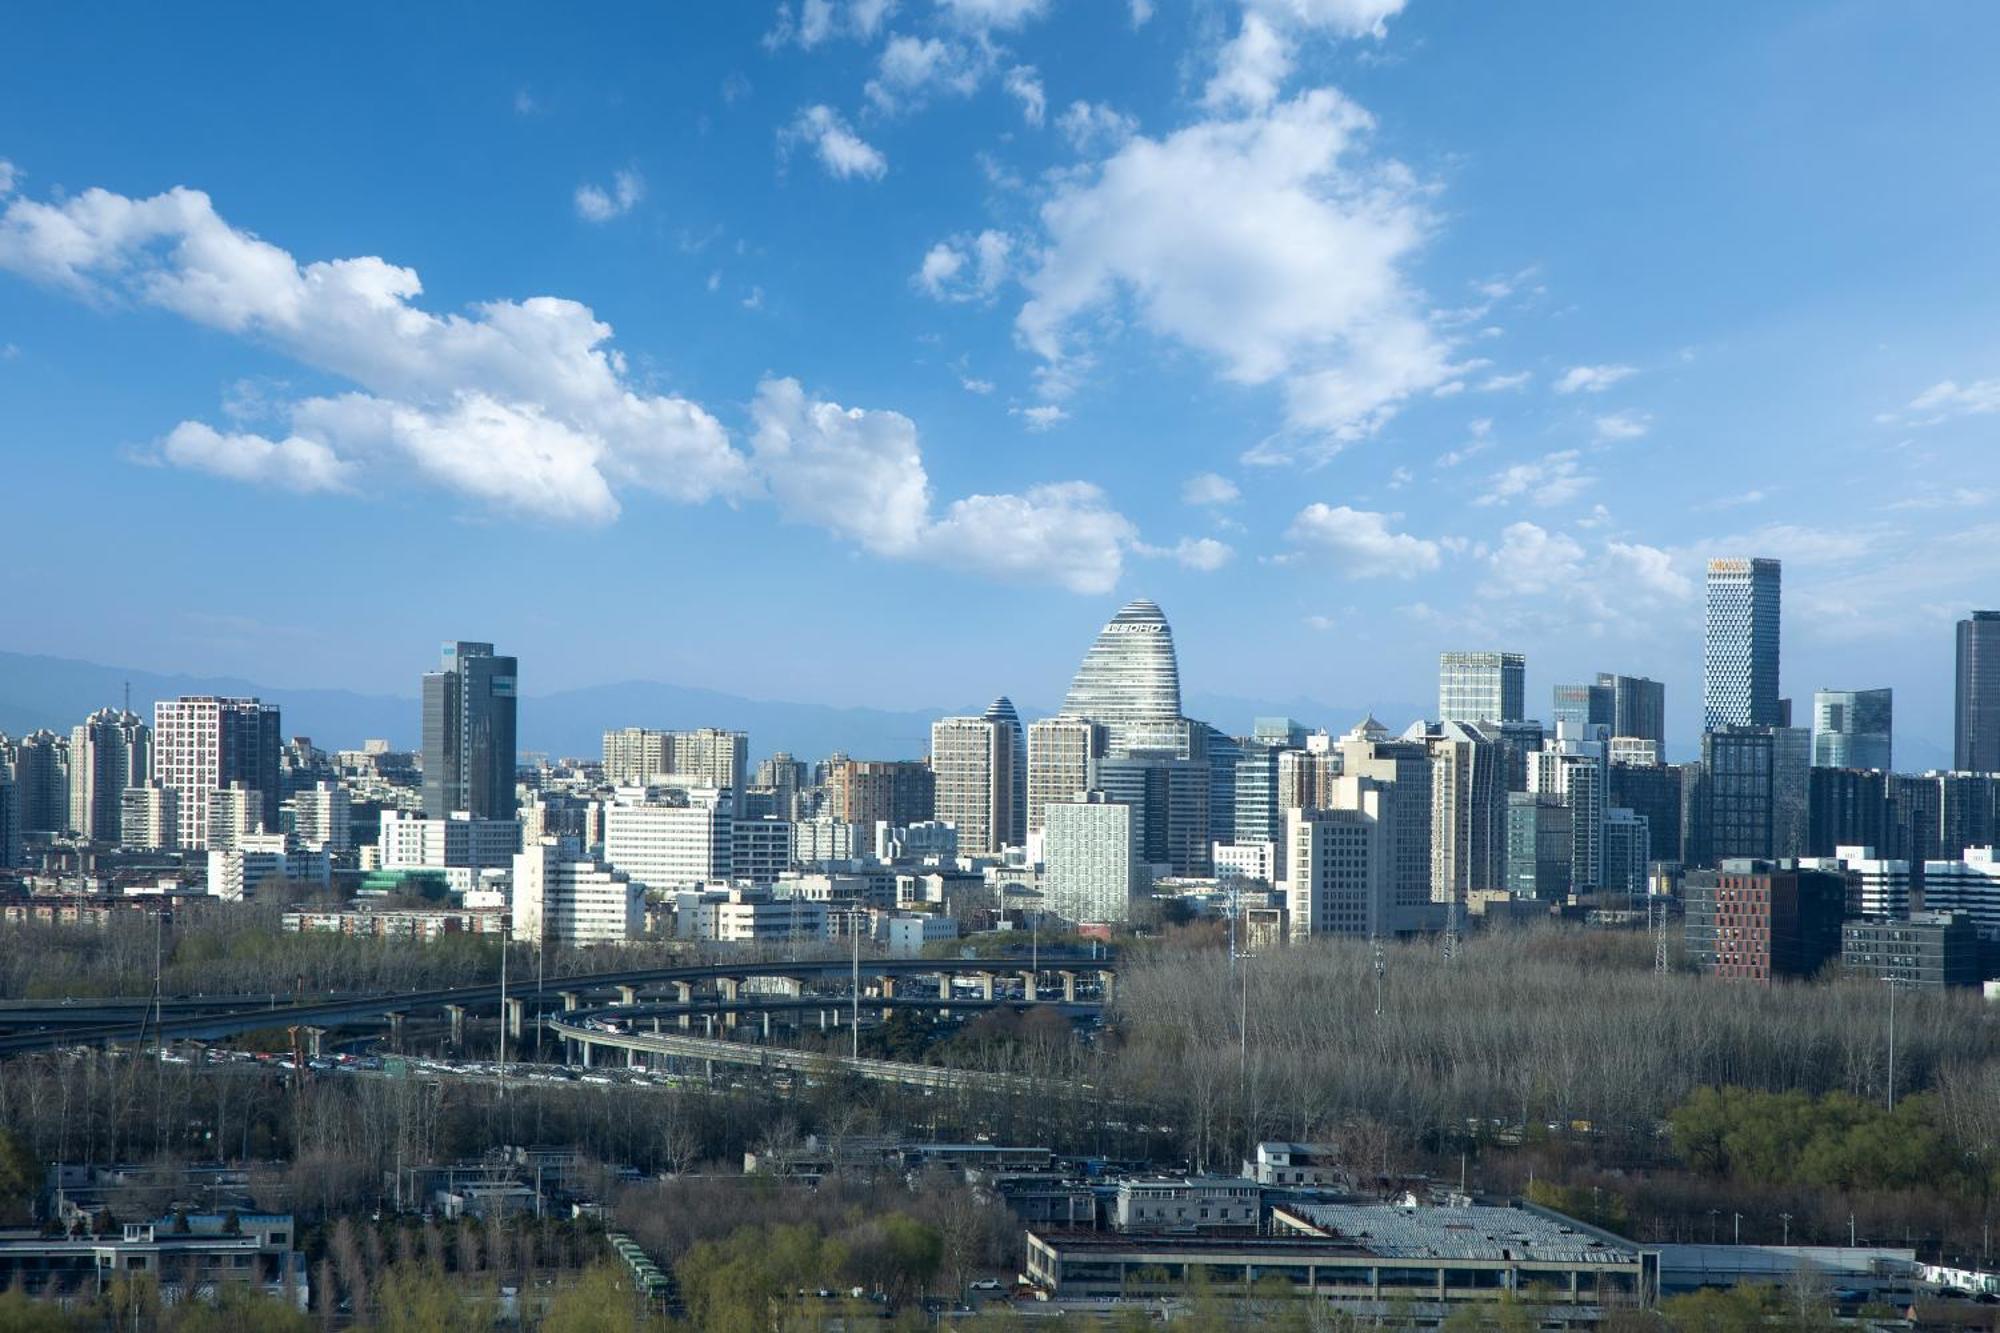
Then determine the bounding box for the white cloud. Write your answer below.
[1478,370,1530,392]
[780,105,888,179]
[750,378,1132,591]
[0,160,17,198]
[1017,88,1451,456]
[765,0,894,48]
[1592,410,1650,442]
[1206,0,1405,112]
[1554,363,1635,395]
[1482,521,1584,596]
[741,285,766,310]
[1887,486,1991,511]
[914,229,1011,301]
[865,34,987,111]
[1475,449,1591,508]
[935,0,1049,31]
[1698,489,1766,512]
[1172,536,1234,571]
[959,375,995,394]
[1182,472,1241,506]
[1285,503,1440,578]
[1892,377,2000,425]
[0,179,746,523]
[1011,403,1069,431]
[160,421,355,496]
[1004,65,1046,126]
[1204,13,1293,112]
[1129,0,1155,22]
[1055,101,1139,154]
[750,376,932,555]
[574,169,644,222]
[1304,613,1335,631]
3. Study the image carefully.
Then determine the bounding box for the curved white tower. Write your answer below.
[1062,599,1183,750]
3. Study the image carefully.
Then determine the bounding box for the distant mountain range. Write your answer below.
[0,650,1416,762]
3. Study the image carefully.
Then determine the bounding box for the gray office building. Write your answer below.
[1703,558,1782,732]
[1811,688,1892,772]
[421,641,519,821]
[1841,913,1980,990]
[1439,652,1525,725]
[1698,725,1809,864]
[1599,673,1666,747]
[1551,682,1612,733]
[1959,611,2000,773]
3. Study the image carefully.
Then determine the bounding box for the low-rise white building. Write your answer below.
[512,838,643,945]
[208,834,329,901]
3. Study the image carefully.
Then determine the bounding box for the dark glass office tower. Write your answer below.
[1958,611,2000,773]
[421,641,519,819]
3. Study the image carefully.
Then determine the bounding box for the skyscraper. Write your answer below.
[1703,558,1782,731]
[827,759,935,829]
[153,696,281,850]
[1957,611,2000,773]
[421,641,519,820]
[1062,598,1183,753]
[1811,688,1892,771]
[984,696,1028,849]
[1597,673,1667,747]
[930,705,1019,857]
[1438,652,1526,724]
[1552,683,1613,734]
[602,727,748,792]
[69,708,150,843]
[9,730,70,835]
[1043,791,1139,925]
[1699,725,1810,863]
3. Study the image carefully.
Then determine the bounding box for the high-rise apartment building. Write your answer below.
[1703,558,1782,731]
[285,781,352,854]
[69,709,150,844]
[1427,720,1509,904]
[1528,725,1608,893]
[985,697,1028,849]
[1439,653,1526,725]
[1043,791,1139,925]
[1333,718,1433,917]
[1957,611,2000,773]
[827,759,935,830]
[930,705,1019,857]
[154,696,281,851]
[601,727,748,792]
[9,730,70,835]
[1027,716,1103,836]
[119,783,179,851]
[1811,688,1893,771]
[421,641,518,821]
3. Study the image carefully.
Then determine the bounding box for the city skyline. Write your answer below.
[3,5,1999,760]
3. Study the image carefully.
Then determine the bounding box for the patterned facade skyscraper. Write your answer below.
[421,641,519,820]
[153,696,281,850]
[1703,558,1782,732]
[1439,652,1526,725]
[1062,599,1183,754]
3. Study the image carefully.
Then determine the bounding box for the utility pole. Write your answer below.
[1373,940,1385,1019]
[1886,975,1898,1112]
[1781,1213,1792,1246]
[497,916,509,1076]
[1443,897,1460,964]
[850,908,861,1061]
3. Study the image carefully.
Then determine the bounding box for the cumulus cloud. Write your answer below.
[1474,449,1592,508]
[865,34,987,111]
[751,378,1132,591]
[1554,363,1635,395]
[1172,536,1234,571]
[1017,88,1452,457]
[914,229,1011,301]
[1471,522,1693,634]
[0,179,745,523]
[781,105,888,179]
[0,160,15,198]
[1182,472,1241,506]
[1482,521,1584,596]
[574,169,644,222]
[1285,503,1440,577]
[1004,65,1046,126]
[765,0,896,48]
[1207,0,1404,112]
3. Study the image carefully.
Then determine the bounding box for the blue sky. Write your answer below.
[3,1,1998,762]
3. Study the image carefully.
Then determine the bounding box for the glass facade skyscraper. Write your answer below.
[1438,652,1525,724]
[421,641,519,820]
[1811,688,1892,771]
[1958,611,2000,773]
[1703,558,1782,731]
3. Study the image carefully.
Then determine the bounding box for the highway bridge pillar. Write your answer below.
[578,1040,591,1069]
[674,982,693,1030]
[505,997,526,1040]
[717,978,741,1028]
[445,1004,465,1048]
[1058,971,1077,1003]
[937,974,952,1000]
[304,1027,327,1059]
[879,976,897,999]
[628,1046,641,1069]
[1099,969,1115,1002]
[617,985,640,1006]
[386,1012,406,1052]
[973,972,995,1001]
[1019,971,1039,1002]
[818,1009,828,1031]
[702,1014,715,1038]
[559,991,581,1013]
[761,1011,772,1041]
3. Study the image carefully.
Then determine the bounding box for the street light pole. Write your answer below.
[1886,976,1898,1112]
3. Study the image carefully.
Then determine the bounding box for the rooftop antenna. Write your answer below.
[124,680,131,713]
